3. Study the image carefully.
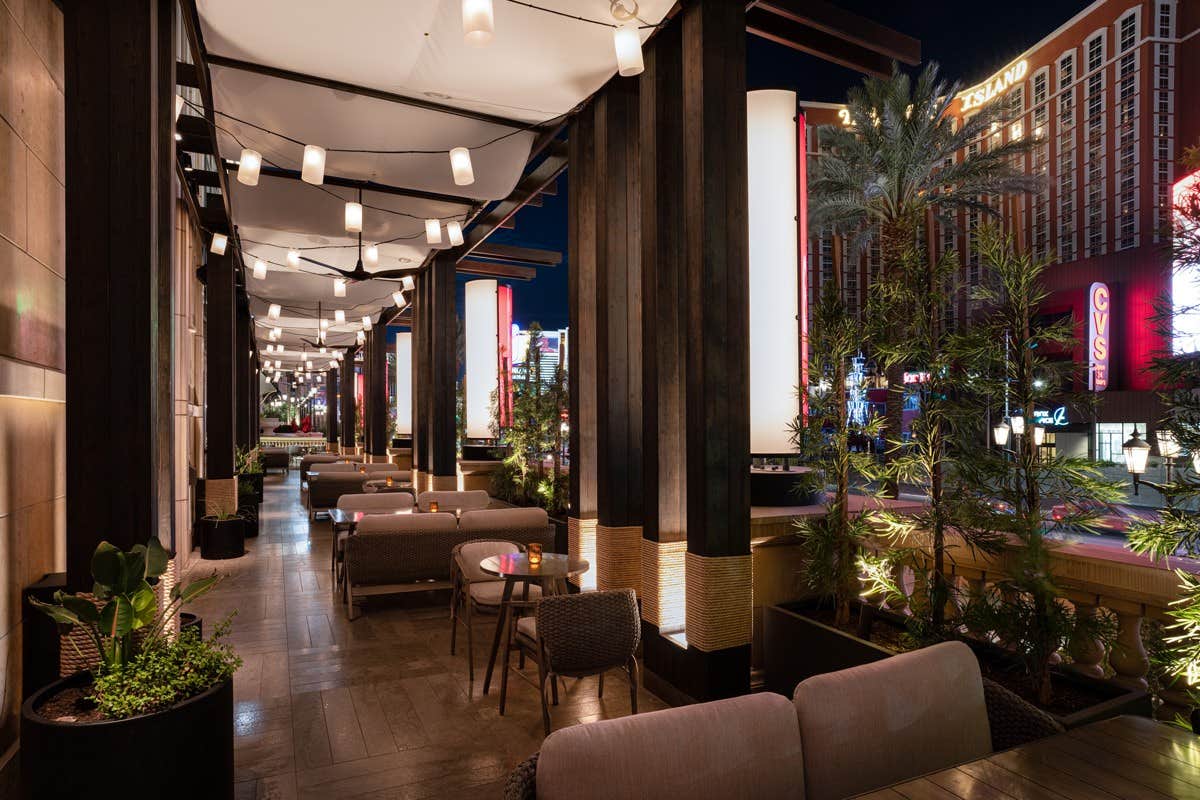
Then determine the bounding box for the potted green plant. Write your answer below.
[23,539,238,799]
[235,445,264,504]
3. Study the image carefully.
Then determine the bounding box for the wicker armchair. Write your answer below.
[507,589,641,735]
[330,493,416,585]
[449,539,541,684]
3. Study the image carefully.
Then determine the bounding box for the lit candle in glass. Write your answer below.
[359,466,366,475]
[386,475,394,487]
[528,542,543,566]
[429,501,439,513]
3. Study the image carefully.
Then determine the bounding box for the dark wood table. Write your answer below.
[854,715,1200,799]
[362,478,414,494]
[478,553,589,704]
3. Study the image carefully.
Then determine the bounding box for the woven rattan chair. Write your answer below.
[981,677,1064,750]
[449,539,541,684]
[331,493,416,585]
[505,589,641,735]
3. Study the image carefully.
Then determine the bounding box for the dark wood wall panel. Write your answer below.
[367,322,389,455]
[567,111,599,517]
[429,255,457,477]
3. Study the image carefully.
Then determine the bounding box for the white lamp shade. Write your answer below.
[402,276,415,291]
[1032,425,1046,447]
[335,309,346,324]
[236,149,261,186]
[1123,430,1151,474]
[267,303,281,320]
[357,330,366,344]
[1010,415,1026,435]
[1158,429,1181,458]
[320,318,329,329]
[334,278,347,297]
[306,360,313,370]
[175,94,185,122]
[462,0,494,45]
[252,259,267,280]
[396,332,412,435]
[345,202,363,233]
[449,147,474,186]
[209,233,228,255]
[613,25,644,77]
[465,279,499,439]
[301,144,326,185]
[286,250,300,269]
[425,218,442,245]
[271,327,281,338]
[362,315,373,330]
[329,360,338,369]
[393,291,405,307]
[319,346,326,354]
[993,422,1010,446]
[364,245,379,266]
[447,220,465,247]
[747,90,800,454]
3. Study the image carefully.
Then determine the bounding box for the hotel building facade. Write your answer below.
[801,0,1200,462]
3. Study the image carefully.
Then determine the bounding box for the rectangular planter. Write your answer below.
[763,600,892,696]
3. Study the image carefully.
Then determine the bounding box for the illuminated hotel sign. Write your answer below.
[1033,406,1070,427]
[957,59,1029,113]
[1088,282,1110,392]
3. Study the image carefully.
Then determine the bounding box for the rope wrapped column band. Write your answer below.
[684,552,752,652]
[641,539,686,630]
[596,524,642,594]
[568,516,597,589]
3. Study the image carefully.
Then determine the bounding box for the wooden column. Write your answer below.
[339,349,356,454]
[367,321,389,461]
[64,0,176,586]
[325,368,339,449]
[594,81,644,595]
[411,274,425,487]
[204,248,237,516]
[679,0,751,699]
[235,299,252,451]
[567,98,599,587]
[639,19,689,680]
[428,255,457,490]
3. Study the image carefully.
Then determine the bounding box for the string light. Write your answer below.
[357,330,366,344]
[362,315,373,330]
[402,276,415,291]
[334,278,347,297]
[306,360,313,370]
[345,201,363,233]
[425,219,442,245]
[330,360,338,369]
[613,24,644,76]
[175,95,185,122]
[447,220,465,247]
[272,327,282,339]
[335,309,346,324]
[393,291,405,307]
[236,148,261,186]
[267,303,281,320]
[462,0,495,45]
[301,144,326,185]
[286,249,300,269]
[449,147,474,186]
[252,259,267,280]
[365,245,379,266]
[319,346,327,354]
[320,318,330,330]
[209,233,228,255]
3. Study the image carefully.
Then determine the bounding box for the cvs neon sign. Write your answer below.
[1088,282,1110,392]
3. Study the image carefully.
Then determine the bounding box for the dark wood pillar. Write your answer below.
[325,368,339,449]
[429,255,457,489]
[411,275,425,484]
[679,0,751,699]
[367,321,389,459]
[567,95,599,586]
[639,19,690,684]
[235,300,252,450]
[205,249,236,500]
[339,349,356,453]
[64,0,176,586]
[594,81,643,594]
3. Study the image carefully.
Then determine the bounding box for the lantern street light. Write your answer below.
[992,421,1011,447]
[1157,429,1181,484]
[1123,426,1152,495]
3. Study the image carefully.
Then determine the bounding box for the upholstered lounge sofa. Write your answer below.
[505,641,1064,800]
[259,447,290,473]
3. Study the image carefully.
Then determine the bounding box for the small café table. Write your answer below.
[362,478,414,494]
[479,553,589,699]
[853,714,1200,799]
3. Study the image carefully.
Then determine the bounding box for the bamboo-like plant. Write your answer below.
[29,538,220,671]
[951,228,1122,705]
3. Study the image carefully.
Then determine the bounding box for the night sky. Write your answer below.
[464,0,1093,332]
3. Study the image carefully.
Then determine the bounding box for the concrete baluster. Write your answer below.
[1109,607,1150,690]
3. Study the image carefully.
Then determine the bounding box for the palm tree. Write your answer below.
[809,62,1043,496]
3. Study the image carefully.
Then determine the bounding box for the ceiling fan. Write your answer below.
[300,188,419,283]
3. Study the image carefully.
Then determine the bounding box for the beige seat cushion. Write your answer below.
[355,511,457,534]
[457,540,522,582]
[459,507,548,533]
[515,615,536,640]
[309,463,360,474]
[793,640,991,800]
[362,463,404,475]
[337,492,415,512]
[537,693,804,800]
[417,490,490,513]
[468,581,542,606]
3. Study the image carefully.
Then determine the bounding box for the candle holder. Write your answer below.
[358,466,367,475]
[385,475,394,487]
[429,501,440,513]
[527,542,543,566]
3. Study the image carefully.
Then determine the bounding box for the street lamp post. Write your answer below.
[1123,426,1152,496]
[1157,428,1181,485]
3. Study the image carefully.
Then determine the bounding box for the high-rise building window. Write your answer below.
[1153,3,1174,242]
[1083,34,1106,259]
[1115,15,1139,252]
[1056,51,1077,263]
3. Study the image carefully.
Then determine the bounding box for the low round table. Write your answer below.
[479,553,588,699]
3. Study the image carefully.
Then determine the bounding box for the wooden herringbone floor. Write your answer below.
[183,469,665,799]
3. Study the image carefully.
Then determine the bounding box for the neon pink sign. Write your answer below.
[1088,282,1110,392]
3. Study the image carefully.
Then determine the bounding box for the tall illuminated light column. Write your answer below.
[465,279,499,439]
[747,90,801,454]
[395,332,412,435]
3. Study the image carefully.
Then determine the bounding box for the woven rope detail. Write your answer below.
[684,552,752,652]
[596,524,642,594]
[568,516,597,590]
[205,477,237,516]
[640,539,686,629]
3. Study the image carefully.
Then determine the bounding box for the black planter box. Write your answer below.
[199,516,245,560]
[750,469,824,507]
[238,504,259,538]
[238,472,264,504]
[21,674,234,800]
[461,444,507,461]
[764,600,892,696]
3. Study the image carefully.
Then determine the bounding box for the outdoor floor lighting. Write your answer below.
[1123,426,1151,495]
